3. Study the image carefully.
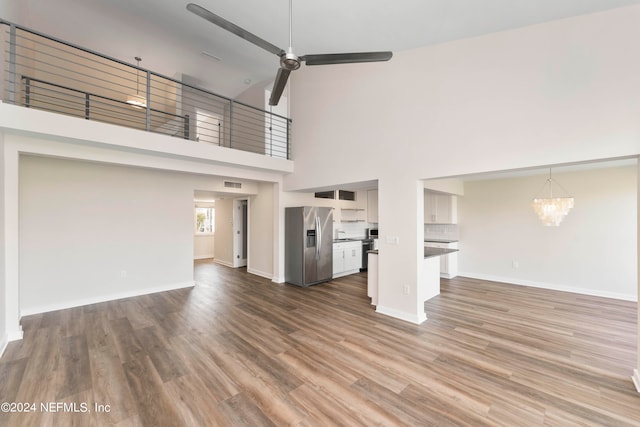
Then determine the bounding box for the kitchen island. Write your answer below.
[367,247,459,308]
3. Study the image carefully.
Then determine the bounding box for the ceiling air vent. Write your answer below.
[223,181,242,189]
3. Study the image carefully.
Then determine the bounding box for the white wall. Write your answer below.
[0,0,23,21]
[286,5,640,323]
[249,182,275,278]
[194,235,214,259]
[19,155,196,314]
[214,199,234,267]
[287,6,640,190]
[18,153,279,314]
[0,132,6,353]
[458,166,637,300]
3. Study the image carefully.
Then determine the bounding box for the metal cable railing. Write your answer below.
[0,19,291,159]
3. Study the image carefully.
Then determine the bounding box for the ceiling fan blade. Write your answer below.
[301,51,393,66]
[269,68,291,106]
[187,3,284,56]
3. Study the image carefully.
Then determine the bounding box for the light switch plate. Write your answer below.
[386,236,400,245]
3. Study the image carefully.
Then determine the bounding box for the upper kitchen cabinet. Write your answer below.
[424,191,457,224]
[367,190,378,223]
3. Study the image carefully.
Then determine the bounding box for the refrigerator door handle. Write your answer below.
[315,215,321,260]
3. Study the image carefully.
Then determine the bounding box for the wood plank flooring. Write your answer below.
[0,260,639,426]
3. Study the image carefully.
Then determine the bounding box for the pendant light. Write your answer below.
[531,169,574,226]
[126,56,146,108]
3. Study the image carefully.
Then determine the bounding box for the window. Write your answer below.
[195,207,215,234]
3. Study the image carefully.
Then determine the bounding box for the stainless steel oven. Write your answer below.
[361,229,378,271]
[361,239,373,271]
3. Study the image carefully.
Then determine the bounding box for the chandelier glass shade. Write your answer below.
[531,169,574,226]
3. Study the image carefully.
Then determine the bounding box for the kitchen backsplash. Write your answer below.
[333,221,377,239]
[425,224,459,240]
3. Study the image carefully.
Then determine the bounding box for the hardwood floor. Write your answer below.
[1,260,638,426]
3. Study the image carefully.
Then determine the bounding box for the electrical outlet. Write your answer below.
[120,270,127,278]
[512,261,519,269]
[403,285,410,295]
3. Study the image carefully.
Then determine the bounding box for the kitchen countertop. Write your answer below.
[424,239,459,243]
[368,248,459,259]
[333,237,370,243]
[424,247,459,259]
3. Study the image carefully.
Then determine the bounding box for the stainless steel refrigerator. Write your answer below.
[285,206,333,287]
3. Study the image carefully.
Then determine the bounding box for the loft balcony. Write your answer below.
[0,19,290,160]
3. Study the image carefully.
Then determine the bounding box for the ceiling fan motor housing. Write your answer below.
[281,49,301,70]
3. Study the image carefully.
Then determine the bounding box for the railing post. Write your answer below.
[269,122,273,157]
[229,100,234,149]
[85,93,90,119]
[24,77,30,107]
[183,114,190,140]
[8,23,16,104]
[145,70,151,131]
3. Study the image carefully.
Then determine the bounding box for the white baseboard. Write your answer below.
[20,281,196,316]
[333,269,360,279]
[7,328,23,341]
[633,370,640,393]
[457,271,636,301]
[376,305,427,325]
[247,268,273,280]
[0,333,8,358]
[0,327,24,358]
[272,276,285,284]
[213,259,234,268]
[194,254,215,260]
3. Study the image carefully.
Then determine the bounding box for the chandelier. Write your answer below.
[126,57,147,108]
[531,169,574,226]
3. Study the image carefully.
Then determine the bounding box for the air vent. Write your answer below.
[224,181,242,189]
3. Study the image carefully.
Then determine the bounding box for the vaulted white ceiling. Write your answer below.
[5,0,640,97]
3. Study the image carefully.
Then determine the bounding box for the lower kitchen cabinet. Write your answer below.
[424,241,458,278]
[333,241,362,278]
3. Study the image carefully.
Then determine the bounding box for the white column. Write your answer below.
[376,176,426,324]
[2,134,23,347]
[272,180,285,283]
[633,157,640,392]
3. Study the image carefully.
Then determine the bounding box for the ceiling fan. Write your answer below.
[187,1,393,106]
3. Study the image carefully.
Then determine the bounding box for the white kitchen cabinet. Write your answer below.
[424,192,457,224]
[340,208,365,222]
[367,190,378,223]
[424,241,458,278]
[333,241,362,278]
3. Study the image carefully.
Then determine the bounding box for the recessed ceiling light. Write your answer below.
[200,51,222,61]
